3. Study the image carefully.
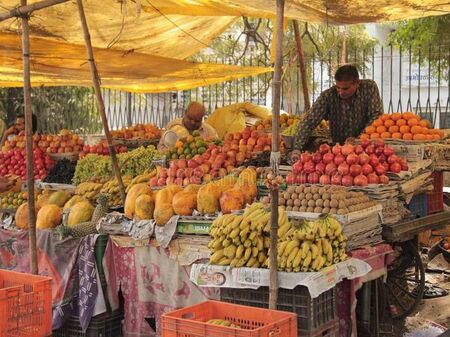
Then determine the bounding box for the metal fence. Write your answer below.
[1,42,449,133]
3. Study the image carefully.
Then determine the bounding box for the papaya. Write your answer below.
[47,190,72,207]
[173,190,197,216]
[36,204,62,229]
[67,201,94,227]
[124,183,152,219]
[219,188,245,214]
[135,194,155,220]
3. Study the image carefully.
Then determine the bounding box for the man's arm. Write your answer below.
[294,93,329,150]
[366,81,383,124]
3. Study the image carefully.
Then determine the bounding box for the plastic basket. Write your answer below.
[427,171,444,214]
[220,286,336,335]
[161,300,297,337]
[407,194,428,218]
[52,309,123,337]
[0,270,52,337]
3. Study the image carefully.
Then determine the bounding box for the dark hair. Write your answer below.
[335,65,359,82]
[16,113,38,133]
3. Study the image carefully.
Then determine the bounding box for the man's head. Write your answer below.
[334,65,360,100]
[16,114,38,133]
[183,102,205,132]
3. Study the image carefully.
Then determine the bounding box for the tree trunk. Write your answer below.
[269,0,285,310]
[293,21,310,111]
[21,0,38,275]
[76,0,126,204]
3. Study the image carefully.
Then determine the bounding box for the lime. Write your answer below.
[179,154,186,159]
[171,153,178,160]
[184,148,191,155]
[191,149,198,155]
[177,148,184,155]
[192,130,200,137]
[189,142,197,150]
[196,139,205,148]
[198,146,206,154]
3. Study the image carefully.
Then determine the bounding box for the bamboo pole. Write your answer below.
[293,20,311,111]
[0,0,70,22]
[20,0,38,275]
[76,0,126,203]
[269,0,285,310]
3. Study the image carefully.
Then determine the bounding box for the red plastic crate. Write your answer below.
[427,171,444,214]
[0,270,52,337]
[161,300,297,337]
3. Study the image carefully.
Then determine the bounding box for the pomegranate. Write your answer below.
[379,175,389,184]
[312,153,322,164]
[354,145,364,154]
[325,162,337,175]
[337,163,350,175]
[332,144,342,155]
[369,154,379,167]
[331,174,342,185]
[346,153,359,165]
[354,175,369,186]
[362,164,374,175]
[349,164,362,177]
[303,161,315,174]
[292,161,303,174]
[383,146,395,157]
[342,175,354,187]
[300,152,312,164]
[367,173,380,184]
[319,174,331,185]
[387,154,399,165]
[307,172,320,184]
[341,144,354,156]
[319,144,331,154]
[296,173,308,184]
[358,153,370,165]
[334,154,346,166]
[315,162,326,174]
[390,162,402,173]
[322,153,335,164]
[375,164,386,175]
[360,139,370,148]
[286,173,295,184]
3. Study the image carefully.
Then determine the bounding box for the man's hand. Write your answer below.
[289,150,301,164]
[0,176,13,193]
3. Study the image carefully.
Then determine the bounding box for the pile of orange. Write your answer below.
[360,112,444,141]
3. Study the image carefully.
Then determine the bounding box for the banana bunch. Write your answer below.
[100,175,133,206]
[126,169,157,192]
[273,215,347,272]
[75,182,103,202]
[206,319,241,329]
[209,203,289,269]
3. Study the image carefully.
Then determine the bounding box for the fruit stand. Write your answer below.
[1,2,450,337]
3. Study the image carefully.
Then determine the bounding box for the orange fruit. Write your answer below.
[384,119,395,128]
[426,134,434,140]
[376,126,387,133]
[399,125,410,134]
[381,114,391,121]
[370,133,380,139]
[365,126,376,134]
[403,112,416,120]
[432,134,441,140]
[381,132,391,139]
[419,120,431,128]
[360,133,370,140]
[373,119,383,127]
[402,133,413,140]
[435,129,444,138]
[396,119,407,127]
[388,125,399,133]
[391,112,402,121]
[392,132,402,139]
[407,118,419,127]
[411,125,423,134]
[413,134,426,141]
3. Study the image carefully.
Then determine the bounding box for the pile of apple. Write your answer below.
[2,129,84,154]
[79,141,128,158]
[151,142,252,187]
[222,127,273,161]
[286,139,408,187]
[0,148,54,180]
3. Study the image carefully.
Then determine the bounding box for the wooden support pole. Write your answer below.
[20,0,38,275]
[293,20,311,111]
[269,0,285,310]
[0,0,70,22]
[76,0,126,203]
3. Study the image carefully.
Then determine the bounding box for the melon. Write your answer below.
[36,204,62,229]
[67,201,94,227]
[135,194,155,220]
[48,190,71,207]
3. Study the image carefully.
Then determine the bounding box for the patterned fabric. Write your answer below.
[0,229,101,330]
[104,241,219,337]
[294,79,383,150]
[78,235,99,332]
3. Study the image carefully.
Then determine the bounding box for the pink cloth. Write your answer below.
[337,243,394,337]
[104,241,219,337]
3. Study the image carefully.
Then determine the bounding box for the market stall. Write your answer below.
[1,1,450,337]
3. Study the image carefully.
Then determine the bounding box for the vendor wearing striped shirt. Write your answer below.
[294,65,383,150]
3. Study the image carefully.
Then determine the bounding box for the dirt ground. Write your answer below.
[405,268,450,333]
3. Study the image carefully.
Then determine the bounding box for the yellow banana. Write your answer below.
[224,245,237,258]
[286,247,299,268]
[235,245,245,259]
[283,240,300,257]
[210,250,225,264]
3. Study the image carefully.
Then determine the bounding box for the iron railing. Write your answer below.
[0,43,448,133]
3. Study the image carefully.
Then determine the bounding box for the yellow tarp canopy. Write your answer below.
[0,33,272,93]
[0,0,448,91]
